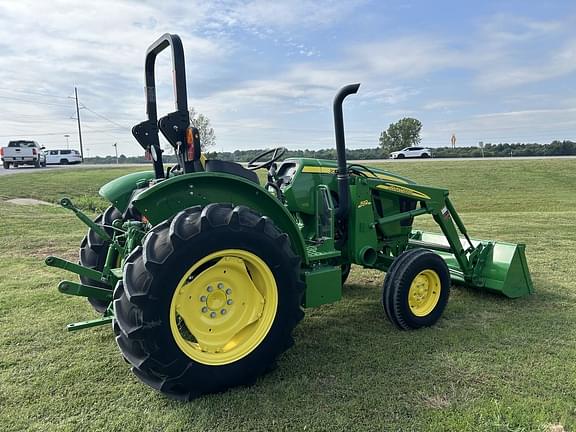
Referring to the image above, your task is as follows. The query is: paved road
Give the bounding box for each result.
[0,163,148,177]
[1,156,574,177]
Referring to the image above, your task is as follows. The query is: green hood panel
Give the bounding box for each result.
[99,171,155,212]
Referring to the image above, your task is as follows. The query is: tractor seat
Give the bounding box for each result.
[204,159,259,184]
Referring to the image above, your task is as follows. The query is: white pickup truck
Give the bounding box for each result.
[1,140,47,169]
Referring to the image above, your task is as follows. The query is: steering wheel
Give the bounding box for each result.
[247,147,287,171]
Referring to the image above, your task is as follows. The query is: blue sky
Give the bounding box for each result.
[0,0,574,156]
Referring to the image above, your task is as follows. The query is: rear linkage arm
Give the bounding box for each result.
[45,198,130,331]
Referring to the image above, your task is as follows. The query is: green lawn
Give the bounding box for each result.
[0,160,575,432]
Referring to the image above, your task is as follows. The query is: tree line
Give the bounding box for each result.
[84,140,576,165]
[83,112,575,163]
[432,141,576,158]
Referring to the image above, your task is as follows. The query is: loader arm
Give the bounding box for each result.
[365,178,533,298]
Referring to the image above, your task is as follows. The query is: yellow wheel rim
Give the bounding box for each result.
[169,249,278,366]
[408,269,441,317]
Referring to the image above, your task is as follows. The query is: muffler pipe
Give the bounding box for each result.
[333,83,360,244]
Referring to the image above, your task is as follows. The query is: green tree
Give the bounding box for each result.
[379,117,422,155]
[189,107,216,151]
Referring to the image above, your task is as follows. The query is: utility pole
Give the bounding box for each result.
[113,142,118,164]
[74,86,84,162]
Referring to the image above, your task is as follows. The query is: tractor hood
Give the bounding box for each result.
[292,158,415,184]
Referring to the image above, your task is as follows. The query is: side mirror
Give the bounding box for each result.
[40,146,46,150]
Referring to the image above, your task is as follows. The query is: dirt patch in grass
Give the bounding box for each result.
[422,393,451,409]
[5,198,54,206]
[27,244,77,262]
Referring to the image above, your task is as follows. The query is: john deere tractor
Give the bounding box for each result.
[46,34,533,400]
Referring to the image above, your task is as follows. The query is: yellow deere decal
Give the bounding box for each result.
[301,166,408,183]
[301,166,337,174]
[376,183,431,200]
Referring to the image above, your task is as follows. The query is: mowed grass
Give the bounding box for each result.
[0,159,575,432]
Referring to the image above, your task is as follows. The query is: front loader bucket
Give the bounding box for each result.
[414,232,533,298]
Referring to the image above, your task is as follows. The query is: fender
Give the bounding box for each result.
[131,172,309,263]
[99,171,156,212]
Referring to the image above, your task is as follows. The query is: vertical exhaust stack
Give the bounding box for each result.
[333,83,361,242]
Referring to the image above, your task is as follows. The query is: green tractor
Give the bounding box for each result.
[47,34,533,400]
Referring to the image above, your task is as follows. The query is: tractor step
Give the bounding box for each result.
[306,244,340,261]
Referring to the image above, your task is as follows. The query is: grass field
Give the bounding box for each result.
[0,159,575,431]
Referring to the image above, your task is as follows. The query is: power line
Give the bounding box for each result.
[80,104,131,130]
[0,94,72,108]
[0,87,70,100]
[82,122,124,140]
[0,131,75,138]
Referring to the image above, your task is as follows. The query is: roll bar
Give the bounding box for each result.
[144,33,188,118]
[132,33,191,179]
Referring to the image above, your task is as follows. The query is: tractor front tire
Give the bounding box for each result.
[2,162,9,169]
[79,206,122,313]
[382,249,450,330]
[114,203,304,400]
[341,262,351,285]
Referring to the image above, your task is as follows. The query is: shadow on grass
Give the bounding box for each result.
[157,276,576,430]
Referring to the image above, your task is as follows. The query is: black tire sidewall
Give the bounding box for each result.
[133,222,300,392]
[394,252,450,328]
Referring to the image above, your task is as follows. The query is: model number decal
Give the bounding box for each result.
[357,200,371,208]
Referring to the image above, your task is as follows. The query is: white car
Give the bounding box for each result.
[44,149,82,165]
[389,146,432,159]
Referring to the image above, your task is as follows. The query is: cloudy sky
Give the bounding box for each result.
[0,0,575,156]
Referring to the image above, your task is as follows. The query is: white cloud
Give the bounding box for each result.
[422,107,576,146]
[0,3,574,154]
[422,100,470,111]
[222,0,365,30]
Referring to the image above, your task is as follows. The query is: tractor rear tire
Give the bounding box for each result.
[382,249,450,330]
[79,206,122,313]
[114,203,304,400]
